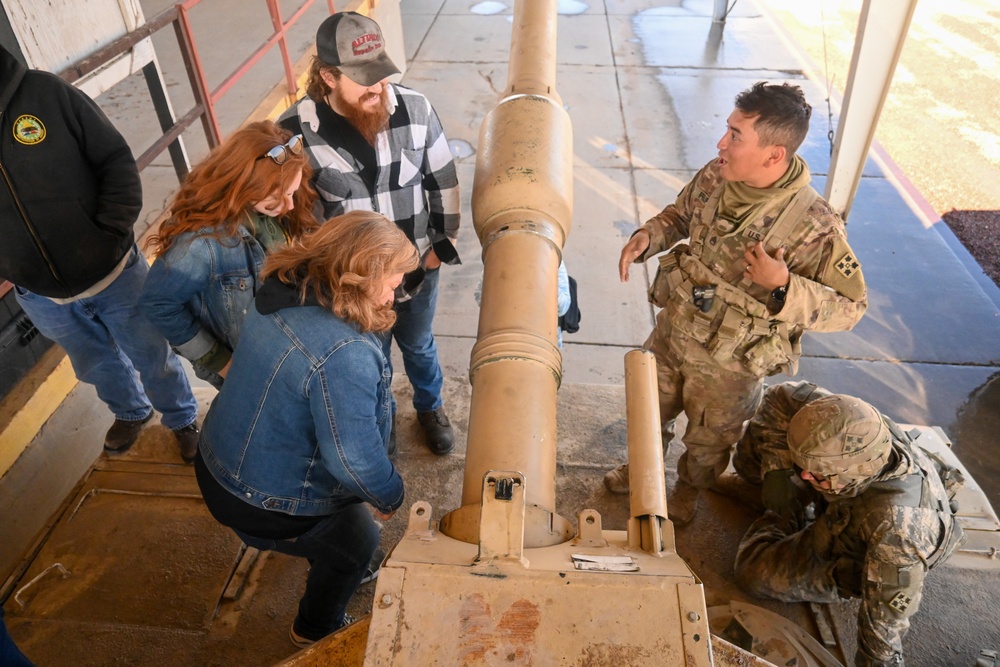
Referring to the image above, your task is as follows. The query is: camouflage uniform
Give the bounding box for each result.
[637,158,867,488]
[733,382,964,667]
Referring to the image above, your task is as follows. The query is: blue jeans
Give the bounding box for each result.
[233,503,380,639]
[0,607,33,667]
[382,267,444,413]
[15,247,198,431]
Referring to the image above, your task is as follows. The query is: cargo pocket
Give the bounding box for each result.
[742,331,790,377]
[666,281,714,345]
[648,252,682,308]
[708,306,750,362]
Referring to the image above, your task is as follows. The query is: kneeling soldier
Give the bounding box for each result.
[733,381,965,667]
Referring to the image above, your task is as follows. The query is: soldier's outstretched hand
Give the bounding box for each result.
[744,242,790,290]
[619,229,650,283]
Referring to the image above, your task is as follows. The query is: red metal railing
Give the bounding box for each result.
[175,0,337,146]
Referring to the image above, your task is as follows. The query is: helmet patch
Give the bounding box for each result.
[845,433,866,452]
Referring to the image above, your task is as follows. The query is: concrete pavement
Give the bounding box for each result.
[2,0,999,665]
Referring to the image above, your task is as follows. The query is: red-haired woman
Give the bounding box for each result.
[141,121,317,393]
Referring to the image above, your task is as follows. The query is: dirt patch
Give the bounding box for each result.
[942,210,1000,287]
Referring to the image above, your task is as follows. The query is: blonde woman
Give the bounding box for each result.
[194,211,418,648]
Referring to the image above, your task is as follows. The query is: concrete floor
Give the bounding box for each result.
[2,0,999,665]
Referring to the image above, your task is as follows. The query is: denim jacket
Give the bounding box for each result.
[199,279,404,516]
[140,224,264,382]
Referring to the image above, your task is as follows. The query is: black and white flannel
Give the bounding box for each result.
[279,84,461,299]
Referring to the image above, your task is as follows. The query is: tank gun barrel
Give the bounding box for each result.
[440,0,575,547]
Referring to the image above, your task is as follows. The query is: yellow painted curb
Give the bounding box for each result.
[0,355,78,476]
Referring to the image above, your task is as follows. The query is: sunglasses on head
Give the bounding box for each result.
[257,134,304,165]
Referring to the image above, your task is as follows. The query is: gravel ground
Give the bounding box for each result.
[759,0,1000,287]
[944,210,1000,285]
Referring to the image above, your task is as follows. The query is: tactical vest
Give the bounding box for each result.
[648,182,818,377]
[844,423,965,571]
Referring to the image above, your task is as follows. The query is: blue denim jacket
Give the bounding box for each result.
[140,224,264,381]
[199,280,404,516]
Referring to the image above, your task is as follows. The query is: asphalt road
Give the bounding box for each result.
[759,0,1000,285]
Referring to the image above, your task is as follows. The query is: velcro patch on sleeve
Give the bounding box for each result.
[835,252,861,279]
[888,591,913,614]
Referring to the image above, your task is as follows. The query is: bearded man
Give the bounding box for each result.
[280,12,461,456]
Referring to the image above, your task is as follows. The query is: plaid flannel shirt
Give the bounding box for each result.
[279,84,461,299]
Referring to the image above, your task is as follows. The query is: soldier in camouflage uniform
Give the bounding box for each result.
[733,381,965,667]
[605,82,868,525]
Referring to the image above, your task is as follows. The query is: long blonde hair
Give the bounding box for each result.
[262,211,419,332]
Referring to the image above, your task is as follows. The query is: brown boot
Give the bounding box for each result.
[668,480,700,527]
[173,423,200,463]
[104,413,152,453]
[603,463,630,494]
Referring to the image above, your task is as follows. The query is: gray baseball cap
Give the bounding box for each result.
[316,12,400,87]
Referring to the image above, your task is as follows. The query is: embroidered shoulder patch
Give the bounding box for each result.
[13,115,46,145]
[888,591,912,614]
[835,252,860,278]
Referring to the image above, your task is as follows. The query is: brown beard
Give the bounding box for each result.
[330,86,390,145]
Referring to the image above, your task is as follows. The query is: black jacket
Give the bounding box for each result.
[0,45,142,298]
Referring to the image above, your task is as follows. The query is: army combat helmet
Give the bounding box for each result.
[787,394,892,496]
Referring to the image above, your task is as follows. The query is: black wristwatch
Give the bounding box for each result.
[771,283,789,303]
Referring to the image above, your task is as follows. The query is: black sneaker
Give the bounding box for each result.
[104,413,152,453]
[417,406,454,455]
[288,623,314,650]
[288,613,359,649]
[173,423,200,463]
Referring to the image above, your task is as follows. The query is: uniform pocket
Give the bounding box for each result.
[742,333,789,377]
[220,274,254,342]
[399,148,424,187]
[648,253,682,308]
[315,169,352,203]
[708,306,751,361]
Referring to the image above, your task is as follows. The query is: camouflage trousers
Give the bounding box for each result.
[645,309,764,488]
[734,511,910,667]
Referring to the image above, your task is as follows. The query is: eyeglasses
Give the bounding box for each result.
[257,134,303,165]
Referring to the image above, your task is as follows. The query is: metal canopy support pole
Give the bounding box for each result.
[825,0,918,220]
[713,0,728,23]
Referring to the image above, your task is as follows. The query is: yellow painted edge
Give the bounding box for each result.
[0,355,78,476]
